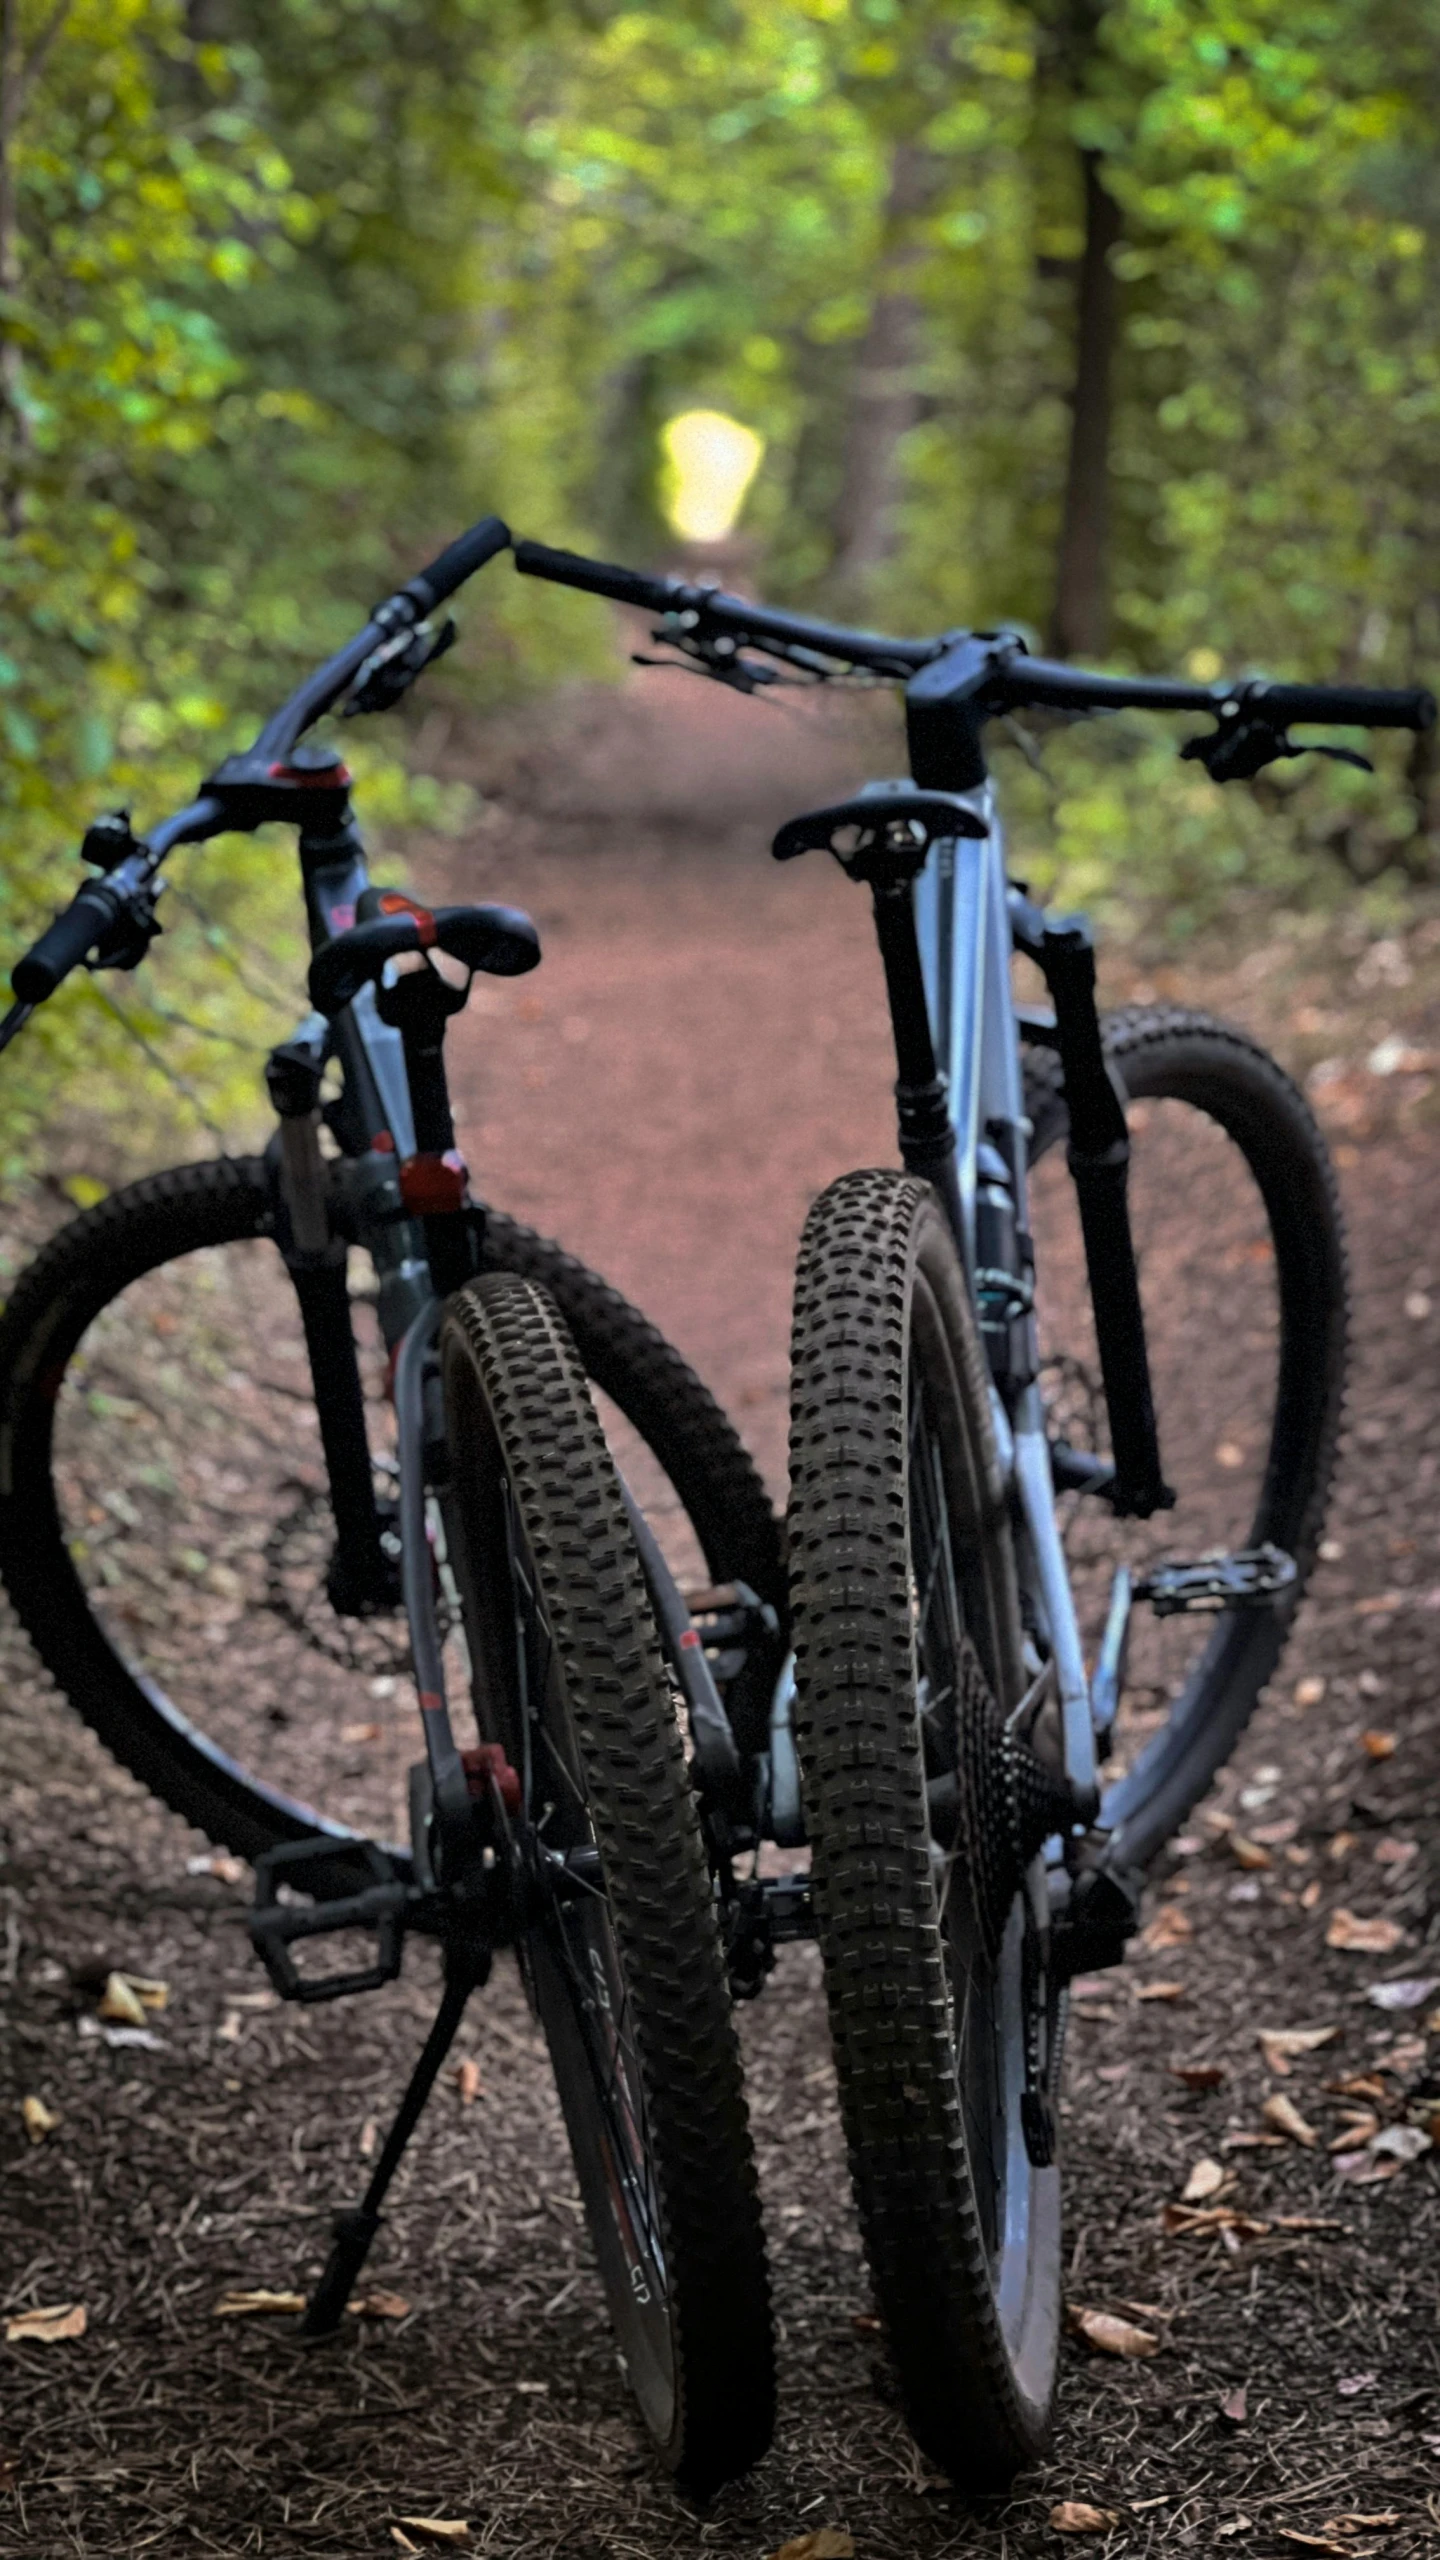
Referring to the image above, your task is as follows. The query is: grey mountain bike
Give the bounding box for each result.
[0,518,777,2493]
[513,532,1434,2485]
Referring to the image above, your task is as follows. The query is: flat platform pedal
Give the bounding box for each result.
[1135,1543,1296,1618]
[249,1840,407,2003]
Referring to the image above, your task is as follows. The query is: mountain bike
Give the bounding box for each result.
[0,517,778,2494]
[513,533,1436,2485]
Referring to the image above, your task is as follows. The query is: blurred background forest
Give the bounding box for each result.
[2,0,1439,1162]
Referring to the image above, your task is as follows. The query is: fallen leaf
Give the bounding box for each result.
[850,2312,883,2334]
[1229,1833,1272,1871]
[391,2535,419,2556]
[1253,1816,1300,1846]
[767,2535,856,2560]
[1323,2516,1402,2532]
[1275,2535,1356,2556]
[77,2016,165,2052]
[1294,1675,1327,1707]
[1262,2092,1318,2147]
[1327,2073,1388,2102]
[1271,2215,1346,2231]
[1326,1909,1404,1954]
[4,2302,86,2343]
[20,2095,57,2144]
[1139,1905,1192,1951]
[1336,2370,1377,2394]
[351,2291,411,2321]
[211,2289,306,2318]
[1366,1976,1438,2012]
[1359,1729,1397,1761]
[1371,2122,1430,2163]
[97,1971,146,2026]
[1170,2061,1227,2090]
[1354,1591,1402,1616]
[1161,2204,1270,2239]
[1220,2131,1286,2152]
[1328,2115,1380,2151]
[1181,2157,1227,2202]
[1300,1880,1323,1910]
[1048,2507,1120,2537]
[396,2524,470,2547]
[1067,2305,1161,2358]
[452,2059,482,2105]
[1379,2034,1425,2072]
[1328,1832,1357,1862]
[1259,2025,1338,2076]
[1373,1836,1418,1870]
[186,1852,246,1884]
[1219,2383,1247,2424]
[1132,1980,1186,2002]
[341,1721,383,1744]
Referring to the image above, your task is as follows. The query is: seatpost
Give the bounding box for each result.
[373,961,478,1299]
[870,882,966,1250]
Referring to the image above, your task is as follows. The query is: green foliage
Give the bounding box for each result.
[2,0,1439,1170]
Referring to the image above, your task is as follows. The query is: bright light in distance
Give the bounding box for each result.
[661,409,764,542]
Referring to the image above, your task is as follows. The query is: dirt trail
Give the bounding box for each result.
[2,671,1440,2557]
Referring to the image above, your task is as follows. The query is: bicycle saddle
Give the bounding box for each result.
[772,781,987,884]
[309,890,540,1018]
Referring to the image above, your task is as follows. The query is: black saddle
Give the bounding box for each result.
[309,889,540,1019]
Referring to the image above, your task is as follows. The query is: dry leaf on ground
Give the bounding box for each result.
[1139,1905,1192,1951]
[1181,2157,1227,2202]
[211,2289,306,2318]
[1229,1833,1272,1871]
[1328,2115,1380,2151]
[1170,2060,1226,2090]
[1219,2383,1248,2424]
[186,1852,245,1884]
[1132,1980,1186,2002]
[1358,1729,1397,1760]
[1161,2203,1270,2240]
[1365,1976,1438,2011]
[4,2303,86,2343]
[1263,2092,1319,2147]
[351,2291,410,2321]
[1049,2503,1121,2534]
[1326,1909,1404,1954]
[452,2059,482,2105]
[1323,2515,1401,2531]
[1067,2305,1161,2358]
[20,2095,57,2143]
[97,1971,146,2025]
[1274,2535,1357,2557]
[1294,1675,1326,1707]
[1259,2025,1338,2075]
[341,1720,383,1743]
[395,2523,470,2546]
[767,2532,855,2560]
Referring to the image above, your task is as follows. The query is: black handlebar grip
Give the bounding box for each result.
[513,538,681,615]
[401,515,511,613]
[12,878,120,1003]
[1250,678,1437,731]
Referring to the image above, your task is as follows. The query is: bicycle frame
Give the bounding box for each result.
[912,792,1100,1816]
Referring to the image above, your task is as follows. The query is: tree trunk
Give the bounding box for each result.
[830,136,935,595]
[0,0,71,533]
[1049,148,1122,660]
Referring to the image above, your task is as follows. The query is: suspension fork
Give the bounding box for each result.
[1010,892,1174,1521]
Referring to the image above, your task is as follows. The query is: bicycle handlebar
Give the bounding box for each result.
[7,519,514,1024]
[512,535,1436,733]
[512,538,940,671]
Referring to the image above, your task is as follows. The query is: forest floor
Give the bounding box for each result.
[3,670,1440,2558]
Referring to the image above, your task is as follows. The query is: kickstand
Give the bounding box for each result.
[302,1953,485,2338]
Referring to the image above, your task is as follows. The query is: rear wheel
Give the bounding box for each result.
[1023,1005,1347,1864]
[0,1158,783,1881]
[439,1273,773,2495]
[788,1169,1062,2488]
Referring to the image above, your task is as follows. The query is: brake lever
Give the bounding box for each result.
[339,615,457,717]
[1180,716,1373,784]
[630,647,782,696]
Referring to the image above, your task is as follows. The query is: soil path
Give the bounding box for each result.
[2,672,1439,2557]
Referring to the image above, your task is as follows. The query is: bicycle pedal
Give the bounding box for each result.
[249,1840,407,2003]
[1135,1544,1296,1617]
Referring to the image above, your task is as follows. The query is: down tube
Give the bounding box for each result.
[913,788,1027,1256]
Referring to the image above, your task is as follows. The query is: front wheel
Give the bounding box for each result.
[787,1170,1062,2488]
[439,1273,774,2496]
